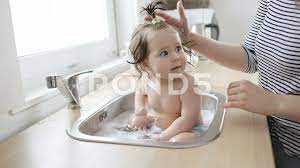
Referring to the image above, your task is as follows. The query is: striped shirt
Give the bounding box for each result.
[243,0,300,156]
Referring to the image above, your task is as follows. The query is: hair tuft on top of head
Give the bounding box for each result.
[141,0,168,19]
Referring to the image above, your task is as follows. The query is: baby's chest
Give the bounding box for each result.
[147,90,181,113]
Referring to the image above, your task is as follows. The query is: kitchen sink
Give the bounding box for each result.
[67,91,226,148]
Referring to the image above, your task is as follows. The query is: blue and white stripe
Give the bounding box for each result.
[244,0,300,156]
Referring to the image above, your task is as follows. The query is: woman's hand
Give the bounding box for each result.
[145,1,191,40]
[224,80,280,116]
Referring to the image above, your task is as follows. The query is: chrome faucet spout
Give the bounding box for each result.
[46,70,93,109]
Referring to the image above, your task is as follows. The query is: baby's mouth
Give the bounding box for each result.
[170,65,182,71]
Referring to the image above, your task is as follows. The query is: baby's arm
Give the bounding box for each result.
[158,77,202,141]
[129,82,152,130]
[134,87,148,116]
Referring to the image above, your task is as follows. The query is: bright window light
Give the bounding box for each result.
[9,0,109,56]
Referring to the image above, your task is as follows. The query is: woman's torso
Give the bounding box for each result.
[255,0,300,94]
[245,0,300,156]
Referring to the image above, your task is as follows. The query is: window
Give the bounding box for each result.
[10,0,110,56]
[9,0,118,98]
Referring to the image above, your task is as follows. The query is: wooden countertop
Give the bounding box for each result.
[0,60,275,168]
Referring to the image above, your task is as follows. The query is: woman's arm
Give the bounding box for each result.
[225,80,300,122]
[188,32,248,71]
[155,1,248,71]
[276,94,300,122]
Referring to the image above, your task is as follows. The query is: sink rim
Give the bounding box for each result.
[67,91,227,149]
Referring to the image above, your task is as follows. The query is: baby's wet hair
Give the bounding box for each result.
[128,0,195,78]
[141,0,168,19]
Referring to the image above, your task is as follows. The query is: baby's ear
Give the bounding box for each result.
[142,59,150,69]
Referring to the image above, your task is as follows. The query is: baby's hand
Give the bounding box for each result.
[129,115,153,130]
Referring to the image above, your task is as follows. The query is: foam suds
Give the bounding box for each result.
[94,109,214,140]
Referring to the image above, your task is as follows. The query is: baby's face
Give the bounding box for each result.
[145,27,187,79]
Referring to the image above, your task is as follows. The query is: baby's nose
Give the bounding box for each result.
[171,54,181,62]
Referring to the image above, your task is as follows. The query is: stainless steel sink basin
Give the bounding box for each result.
[67,91,226,148]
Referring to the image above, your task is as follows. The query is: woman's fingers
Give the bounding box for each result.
[144,15,152,22]
[227,95,240,101]
[226,81,246,109]
[228,81,241,89]
[143,1,189,34]
[228,93,247,100]
[177,0,187,23]
[224,101,245,108]
[227,87,241,95]
[155,10,181,27]
[144,13,166,22]
[177,0,190,35]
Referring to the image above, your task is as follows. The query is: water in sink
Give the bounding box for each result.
[94,109,214,140]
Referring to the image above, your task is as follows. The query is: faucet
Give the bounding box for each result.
[46,70,93,109]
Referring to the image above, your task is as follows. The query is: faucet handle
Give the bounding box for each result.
[45,70,93,109]
[67,70,93,80]
[46,75,58,88]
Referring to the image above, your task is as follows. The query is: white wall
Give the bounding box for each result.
[210,0,259,43]
[0,0,26,140]
[115,0,138,51]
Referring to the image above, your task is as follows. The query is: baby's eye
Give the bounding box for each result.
[175,46,182,53]
[160,50,169,57]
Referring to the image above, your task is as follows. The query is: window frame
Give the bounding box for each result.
[10,0,119,98]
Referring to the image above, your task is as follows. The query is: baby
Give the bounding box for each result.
[127,1,203,142]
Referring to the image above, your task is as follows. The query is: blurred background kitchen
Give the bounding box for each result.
[0,0,258,141]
